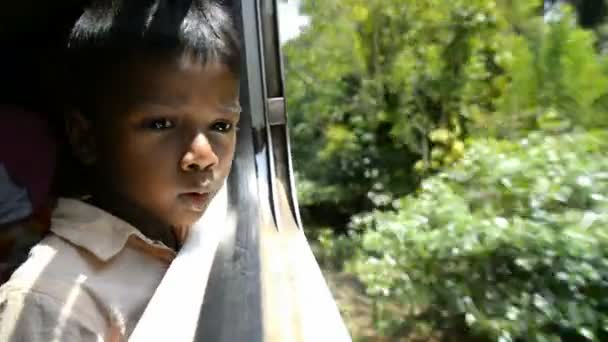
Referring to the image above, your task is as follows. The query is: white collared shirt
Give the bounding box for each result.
[0,198,176,341]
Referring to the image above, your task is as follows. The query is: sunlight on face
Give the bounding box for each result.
[90,56,240,243]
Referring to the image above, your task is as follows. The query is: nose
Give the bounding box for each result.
[180,133,219,172]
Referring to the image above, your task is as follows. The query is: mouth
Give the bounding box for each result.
[179,192,211,212]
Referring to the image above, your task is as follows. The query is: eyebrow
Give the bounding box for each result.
[131,99,242,116]
[218,103,242,117]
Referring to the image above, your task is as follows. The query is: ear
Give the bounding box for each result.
[65,111,97,165]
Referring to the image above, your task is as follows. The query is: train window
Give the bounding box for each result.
[284,0,608,341]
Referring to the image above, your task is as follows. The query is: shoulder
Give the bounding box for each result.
[0,236,110,335]
[1,231,165,340]
[0,279,107,341]
[9,234,104,286]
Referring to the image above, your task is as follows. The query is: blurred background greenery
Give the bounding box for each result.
[281,0,608,341]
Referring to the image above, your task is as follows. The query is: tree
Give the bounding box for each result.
[284,0,608,225]
[546,0,608,28]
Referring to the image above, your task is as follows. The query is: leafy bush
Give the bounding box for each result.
[309,228,361,271]
[350,131,608,341]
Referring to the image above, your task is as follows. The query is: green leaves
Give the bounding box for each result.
[350,131,608,341]
[288,1,608,339]
[496,5,608,136]
[286,0,608,217]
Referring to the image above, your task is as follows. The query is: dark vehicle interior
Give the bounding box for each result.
[0,1,350,341]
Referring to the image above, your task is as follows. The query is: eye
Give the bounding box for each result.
[211,121,234,133]
[144,118,175,130]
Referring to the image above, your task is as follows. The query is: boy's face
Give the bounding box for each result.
[71,56,240,244]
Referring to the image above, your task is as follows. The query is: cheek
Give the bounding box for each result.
[101,132,180,189]
[216,137,237,177]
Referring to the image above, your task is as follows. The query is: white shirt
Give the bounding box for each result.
[0,198,176,341]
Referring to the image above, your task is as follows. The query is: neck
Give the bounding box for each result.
[86,188,179,251]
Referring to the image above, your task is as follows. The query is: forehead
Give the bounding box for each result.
[94,53,240,116]
[125,55,239,101]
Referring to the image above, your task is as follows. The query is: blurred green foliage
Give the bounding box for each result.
[309,228,360,271]
[350,131,608,341]
[283,0,608,340]
[284,0,608,217]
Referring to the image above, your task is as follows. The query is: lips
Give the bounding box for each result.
[180,192,211,212]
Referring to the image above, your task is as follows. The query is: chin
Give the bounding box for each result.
[172,217,197,229]
[174,211,203,228]
[171,220,196,244]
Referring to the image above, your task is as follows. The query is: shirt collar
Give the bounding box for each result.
[51,198,176,262]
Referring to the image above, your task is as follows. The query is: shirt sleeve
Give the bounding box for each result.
[0,287,106,342]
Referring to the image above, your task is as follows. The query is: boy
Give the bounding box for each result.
[0,0,241,341]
